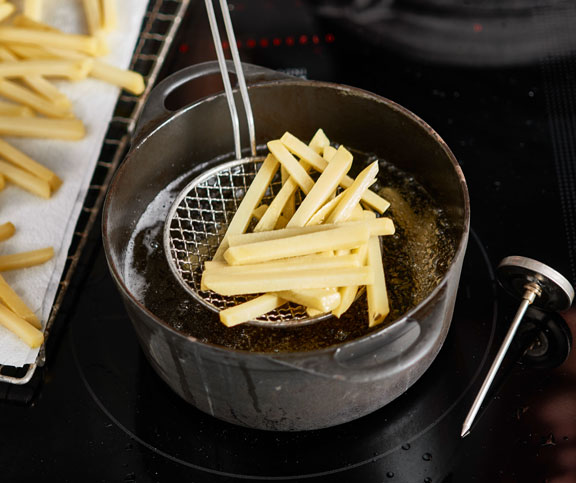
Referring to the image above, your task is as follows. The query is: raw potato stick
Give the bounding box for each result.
[326,161,379,223]
[204,266,374,296]
[0,274,40,328]
[267,140,314,194]
[0,303,43,348]
[323,145,337,161]
[0,159,51,198]
[0,138,62,191]
[253,177,298,232]
[308,128,330,154]
[333,235,371,317]
[280,132,390,213]
[277,288,341,312]
[255,134,322,231]
[0,247,54,271]
[366,235,389,326]
[287,145,353,227]
[252,204,268,220]
[228,217,395,247]
[0,173,4,190]
[204,253,360,275]
[0,221,14,241]
[212,154,280,260]
[224,225,371,265]
[306,191,345,226]
[219,293,286,327]
[0,115,85,140]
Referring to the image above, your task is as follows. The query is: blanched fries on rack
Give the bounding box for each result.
[202,129,394,328]
[0,0,142,348]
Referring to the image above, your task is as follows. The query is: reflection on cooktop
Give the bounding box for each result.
[71,230,497,482]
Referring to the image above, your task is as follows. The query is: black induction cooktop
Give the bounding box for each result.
[2,1,576,482]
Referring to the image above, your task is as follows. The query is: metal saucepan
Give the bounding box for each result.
[102,61,470,431]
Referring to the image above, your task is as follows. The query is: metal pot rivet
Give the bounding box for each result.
[461,256,574,437]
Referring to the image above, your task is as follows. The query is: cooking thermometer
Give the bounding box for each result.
[461,255,574,437]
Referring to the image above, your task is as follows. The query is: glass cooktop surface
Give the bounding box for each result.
[1,1,576,482]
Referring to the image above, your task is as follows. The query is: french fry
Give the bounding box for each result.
[0,2,15,23]
[306,307,324,317]
[0,78,72,118]
[0,100,33,117]
[100,0,117,32]
[204,266,374,296]
[0,302,43,348]
[219,293,286,327]
[286,145,353,227]
[6,44,57,60]
[11,14,55,32]
[212,154,279,260]
[0,274,40,328]
[366,235,389,327]
[0,59,93,80]
[253,177,298,232]
[0,221,14,241]
[308,128,330,154]
[306,191,345,226]
[82,0,102,36]
[332,213,375,317]
[224,224,371,265]
[204,253,360,275]
[323,144,337,161]
[277,288,341,312]
[0,115,85,139]
[255,133,324,231]
[19,75,72,108]
[280,165,295,219]
[228,217,395,247]
[326,161,378,224]
[0,47,73,108]
[8,43,146,96]
[267,140,314,194]
[0,138,62,191]
[90,60,145,95]
[280,132,390,213]
[0,159,51,198]
[23,0,43,21]
[0,246,54,271]
[0,27,102,56]
[252,204,268,220]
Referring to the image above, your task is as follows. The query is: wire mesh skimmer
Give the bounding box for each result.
[163,0,330,326]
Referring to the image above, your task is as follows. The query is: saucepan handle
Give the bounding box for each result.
[132,60,293,142]
[270,285,451,383]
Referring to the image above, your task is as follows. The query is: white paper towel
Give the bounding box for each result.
[0,0,150,367]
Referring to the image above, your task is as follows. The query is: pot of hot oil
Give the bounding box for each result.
[102,62,470,431]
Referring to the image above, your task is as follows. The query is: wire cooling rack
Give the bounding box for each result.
[0,0,190,385]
